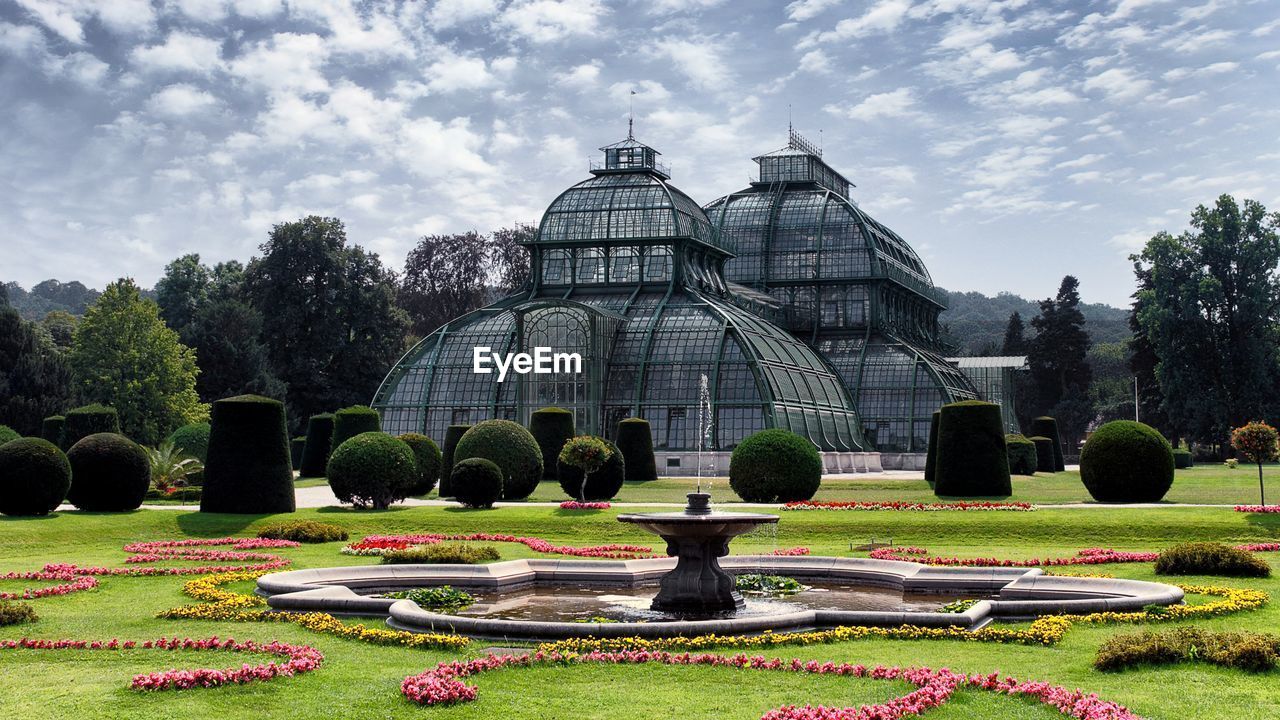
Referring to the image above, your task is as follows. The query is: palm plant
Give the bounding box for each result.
[145,441,204,495]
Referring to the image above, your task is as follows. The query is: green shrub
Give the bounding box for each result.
[1030,436,1056,473]
[1028,416,1065,471]
[454,419,543,500]
[439,424,471,497]
[923,410,941,487]
[1095,627,1279,672]
[290,437,305,469]
[1005,433,1037,476]
[558,437,625,501]
[329,406,381,461]
[144,440,204,495]
[933,401,1011,497]
[734,574,805,596]
[327,432,417,510]
[396,433,442,496]
[63,404,120,449]
[381,542,500,564]
[0,437,71,516]
[529,407,575,482]
[0,425,20,446]
[0,600,38,626]
[40,416,64,447]
[616,418,657,482]
[66,433,151,511]
[450,457,503,508]
[200,395,295,514]
[729,429,822,502]
[1154,541,1271,578]
[1172,449,1194,469]
[166,422,211,462]
[1079,420,1174,503]
[384,586,474,612]
[257,520,349,543]
[298,413,334,478]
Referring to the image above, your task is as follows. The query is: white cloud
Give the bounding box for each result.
[786,0,841,22]
[1162,61,1238,81]
[798,49,831,74]
[131,32,223,75]
[1056,153,1107,169]
[146,83,219,117]
[609,80,672,104]
[395,117,493,178]
[644,0,726,13]
[800,0,911,46]
[1163,27,1233,52]
[996,114,1067,139]
[555,61,602,88]
[425,52,498,93]
[499,0,606,43]
[650,37,732,92]
[227,32,329,95]
[1082,67,1151,100]
[425,0,500,28]
[824,88,920,121]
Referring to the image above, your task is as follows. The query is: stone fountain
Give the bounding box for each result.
[616,492,777,614]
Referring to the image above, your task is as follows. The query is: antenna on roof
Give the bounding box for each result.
[788,104,792,135]
[628,90,636,140]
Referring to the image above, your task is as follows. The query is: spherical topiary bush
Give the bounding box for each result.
[529,408,575,482]
[166,422,211,462]
[0,437,71,516]
[290,437,306,469]
[397,432,442,496]
[0,425,20,447]
[1030,436,1056,473]
[299,413,334,478]
[1028,416,1065,471]
[66,433,151,511]
[617,418,658,483]
[200,394,295,514]
[924,411,941,487]
[450,457,504,509]
[1005,433,1038,476]
[933,400,1011,497]
[1079,420,1174,503]
[327,432,417,510]
[329,406,381,461]
[62,404,120,449]
[559,438,626,501]
[439,424,471,497]
[40,416,65,447]
[729,429,822,503]
[1172,449,1194,469]
[454,420,543,501]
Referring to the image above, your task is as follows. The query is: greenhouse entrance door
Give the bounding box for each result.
[515,301,621,437]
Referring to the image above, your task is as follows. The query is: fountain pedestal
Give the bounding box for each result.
[617,493,778,614]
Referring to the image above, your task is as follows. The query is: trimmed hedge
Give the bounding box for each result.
[40,416,64,447]
[933,400,1011,497]
[729,429,822,503]
[327,432,417,510]
[617,418,658,483]
[1172,449,1194,469]
[63,404,120,449]
[558,438,626,501]
[0,437,71,516]
[1028,416,1065,471]
[1030,436,1057,473]
[0,600,38,626]
[200,394,295,514]
[290,437,306,469]
[329,406,381,461]
[529,407,575,482]
[454,420,543,501]
[1155,541,1271,578]
[1079,420,1174,503]
[450,457,504,509]
[66,432,151,511]
[923,411,941,487]
[257,519,348,543]
[397,432,442,496]
[439,424,471,498]
[1096,627,1279,672]
[1005,433,1037,476]
[0,425,18,446]
[298,414,334,478]
[381,543,500,564]
[166,422,211,462]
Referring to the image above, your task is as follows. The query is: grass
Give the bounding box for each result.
[3,506,1277,719]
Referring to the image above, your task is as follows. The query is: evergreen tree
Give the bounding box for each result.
[156,253,211,333]
[1128,264,1178,442]
[1027,276,1093,449]
[1000,312,1028,355]
[0,293,73,435]
[68,279,205,444]
[183,298,286,402]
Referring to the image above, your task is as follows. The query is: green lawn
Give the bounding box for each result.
[2,506,1277,719]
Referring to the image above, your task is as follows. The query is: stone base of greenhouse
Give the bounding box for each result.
[652,450,884,476]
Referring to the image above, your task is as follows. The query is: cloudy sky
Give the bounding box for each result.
[1,0,1277,306]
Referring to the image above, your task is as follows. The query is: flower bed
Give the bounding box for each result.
[784,500,1036,512]
[0,636,322,691]
[766,547,811,556]
[341,533,655,560]
[558,501,611,510]
[870,544,1280,568]
[400,650,1139,720]
[1235,505,1280,513]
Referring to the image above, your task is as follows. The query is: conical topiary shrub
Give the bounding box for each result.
[329,406,381,463]
[63,404,120,449]
[924,410,941,487]
[933,400,1011,497]
[1030,436,1056,473]
[290,437,306,469]
[1005,433,1037,476]
[299,413,334,478]
[439,424,471,497]
[66,433,151,511]
[1028,416,1065,471]
[529,407,575,482]
[200,395,295,514]
[41,416,65,447]
[453,419,543,501]
[616,418,658,483]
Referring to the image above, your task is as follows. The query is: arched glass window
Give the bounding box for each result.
[609,246,640,283]
[542,249,570,285]
[644,245,672,282]
[575,247,604,284]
